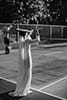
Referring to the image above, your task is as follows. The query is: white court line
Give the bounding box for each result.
[39,91,66,100]
[39,76,67,90]
[0,48,67,56]
[0,77,17,84]
[0,76,66,100]
[44,51,62,56]
[40,49,67,56]
[0,49,18,55]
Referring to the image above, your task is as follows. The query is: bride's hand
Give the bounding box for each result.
[36,33,40,42]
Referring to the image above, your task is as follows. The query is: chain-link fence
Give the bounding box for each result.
[16,24,67,40]
[0,23,67,50]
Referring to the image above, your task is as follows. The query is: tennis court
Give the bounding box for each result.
[0,44,67,99]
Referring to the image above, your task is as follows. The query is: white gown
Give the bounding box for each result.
[14,37,32,96]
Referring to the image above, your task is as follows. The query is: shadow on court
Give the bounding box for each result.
[0,79,61,100]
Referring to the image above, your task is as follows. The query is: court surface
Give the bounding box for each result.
[0,45,67,99]
[0,77,65,100]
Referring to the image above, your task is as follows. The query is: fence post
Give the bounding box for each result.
[17,24,19,43]
[50,25,52,40]
[61,26,63,40]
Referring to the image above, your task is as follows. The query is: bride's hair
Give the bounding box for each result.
[30,29,38,39]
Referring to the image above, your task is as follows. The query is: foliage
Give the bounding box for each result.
[0,0,67,25]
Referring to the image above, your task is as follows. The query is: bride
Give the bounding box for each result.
[9,29,40,97]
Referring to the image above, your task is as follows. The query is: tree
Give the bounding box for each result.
[0,0,18,23]
[49,0,67,25]
[14,0,52,24]
[14,0,47,24]
[0,0,67,25]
